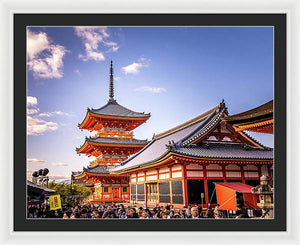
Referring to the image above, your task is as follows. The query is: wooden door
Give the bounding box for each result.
[146,183,158,203]
[112,188,120,199]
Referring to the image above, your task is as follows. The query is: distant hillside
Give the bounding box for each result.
[58,179,72,184]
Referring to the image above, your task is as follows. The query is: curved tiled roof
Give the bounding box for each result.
[87,137,148,145]
[73,165,117,176]
[83,165,111,174]
[89,99,150,118]
[111,104,223,172]
[172,142,273,159]
[181,105,225,146]
[224,100,273,124]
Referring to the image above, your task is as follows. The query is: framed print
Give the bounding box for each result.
[13,13,286,232]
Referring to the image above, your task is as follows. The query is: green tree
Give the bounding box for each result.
[48,182,90,206]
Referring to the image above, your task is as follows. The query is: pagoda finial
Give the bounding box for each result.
[109,60,115,102]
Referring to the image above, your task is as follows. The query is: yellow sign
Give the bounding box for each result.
[201,193,204,199]
[49,194,62,210]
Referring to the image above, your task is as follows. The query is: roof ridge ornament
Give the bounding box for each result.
[165,140,175,150]
[218,99,228,114]
[108,60,116,102]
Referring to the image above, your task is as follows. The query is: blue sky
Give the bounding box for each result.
[26,26,274,181]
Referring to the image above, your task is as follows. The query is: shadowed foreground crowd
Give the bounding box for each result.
[28,203,251,219]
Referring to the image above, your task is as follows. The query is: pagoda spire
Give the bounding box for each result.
[109,60,115,102]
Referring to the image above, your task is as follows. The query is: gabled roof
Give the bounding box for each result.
[111,101,227,172]
[111,100,273,173]
[181,103,226,146]
[88,99,150,119]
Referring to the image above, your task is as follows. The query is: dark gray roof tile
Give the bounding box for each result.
[83,165,111,174]
[87,137,148,145]
[111,112,213,172]
[89,100,150,118]
[172,142,273,159]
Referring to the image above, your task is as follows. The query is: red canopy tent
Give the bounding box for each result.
[215,182,259,210]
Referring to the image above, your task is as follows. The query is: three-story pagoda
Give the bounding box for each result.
[73,61,150,203]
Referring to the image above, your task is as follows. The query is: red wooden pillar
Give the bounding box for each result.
[144,171,147,205]
[169,167,173,204]
[203,165,209,205]
[157,169,160,204]
[222,165,227,182]
[182,164,189,207]
[240,165,245,183]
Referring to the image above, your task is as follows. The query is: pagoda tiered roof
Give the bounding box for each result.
[86,136,147,145]
[110,100,273,173]
[89,99,150,118]
[76,136,148,154]
[79,100,150,131]
[72,165,128,181]
[72,165,112,179]
[83,165,111,174]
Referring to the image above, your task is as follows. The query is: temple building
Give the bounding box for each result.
[110,100,273,209]
[72,61,150,203]
[71,62,273,208]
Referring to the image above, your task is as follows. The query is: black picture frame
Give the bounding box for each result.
[14,13,286,231]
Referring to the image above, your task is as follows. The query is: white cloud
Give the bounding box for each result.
[122,62,144,74]
[122,58,150,74]
[135,86,166,93]
[27,96,39,115]
[51,162,68,167]
[27,158,46,164]
[74,26,119,61]
[27,96,38,107]
[39,110,74,117]
[38,112,53,117]
[27,29,67,79]
[27,31,50,60]
[103,41,119,52]
[27,108,40,115]
[27,116,58,136]
[27,96,59,136]
[27,96,74,136]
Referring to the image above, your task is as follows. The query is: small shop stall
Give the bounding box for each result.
[215,182,259,217]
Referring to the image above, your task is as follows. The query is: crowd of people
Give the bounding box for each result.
[28,202,251,219]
